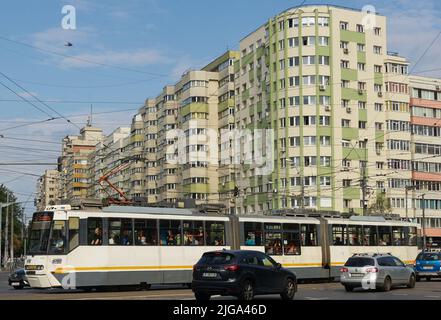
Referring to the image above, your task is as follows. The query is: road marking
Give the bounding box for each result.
[304,297,329,300]
[69,292,193,300]
[425,295,440,299]
[392,293,408,296]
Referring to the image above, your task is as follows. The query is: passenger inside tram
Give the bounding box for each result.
[121,230,131,245]
[334,237,344,245]
[285,241,298,255]
[91,227,102,245]
[137,230,147,245]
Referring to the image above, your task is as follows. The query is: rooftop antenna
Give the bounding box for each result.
[86,104,93,127]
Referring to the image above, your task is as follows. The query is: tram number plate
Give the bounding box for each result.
[423,266,433,270]
[203,272,218,278]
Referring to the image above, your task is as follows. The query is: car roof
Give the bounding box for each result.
[350,253,393,258]
[203,250,264,256]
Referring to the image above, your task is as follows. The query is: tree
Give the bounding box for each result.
[368,191,392,215]
[0,185,26,257]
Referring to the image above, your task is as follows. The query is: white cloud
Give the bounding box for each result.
[31,27,95,51]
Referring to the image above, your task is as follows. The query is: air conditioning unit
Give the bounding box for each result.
[346,107,352,113]
[319,85,326,91]
[378,92,383,97]
[325,105,331,111]
[343,48,349,54]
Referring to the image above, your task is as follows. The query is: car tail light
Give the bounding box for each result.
[366,267,379,273]
[224,265,240,272]
[340,267,348,273]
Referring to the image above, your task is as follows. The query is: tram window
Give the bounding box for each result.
[87,218,103,246]
[283,224,301,255]
[362,226,378,246]
[264,223,282,255]
[109,219,133,246]
[205,221,226,246]
[182,220,204,246]
[301,224,318,246]
[134,219,158,246]
[406,227,417,246]
[378,226,392,246]
[160,220,182,246]
[68,217,80,251]
[331,225,347,245]
[48,221,67,255]
[348,225,363,246]
[244,222,263,246]
[392,226,404,246]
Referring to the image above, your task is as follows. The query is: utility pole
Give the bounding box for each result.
[3,192,9,267]
[10,200,14,261]
[421,194,427,251]
[361,160,368,216]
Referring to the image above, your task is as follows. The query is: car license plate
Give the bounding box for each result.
[423,266,433,270]
[11,282,20,286]
[350,273,364,278]
[202,272,218,278]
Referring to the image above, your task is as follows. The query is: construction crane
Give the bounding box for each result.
[97,155,142,206]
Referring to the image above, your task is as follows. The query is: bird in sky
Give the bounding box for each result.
[65,42,73,47]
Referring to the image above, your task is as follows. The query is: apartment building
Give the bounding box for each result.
[35,170,60,211]
[58,126,103,201]
[87,127,131,200]
[408,76,441,243]
[233,4,415,215]
[118,52,240,210]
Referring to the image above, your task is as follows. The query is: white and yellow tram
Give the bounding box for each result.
[25,206,420,289]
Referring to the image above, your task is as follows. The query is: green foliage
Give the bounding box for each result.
[0,184,26,256]
[368,191,392,215]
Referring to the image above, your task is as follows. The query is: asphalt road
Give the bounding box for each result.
[0,272,440,300]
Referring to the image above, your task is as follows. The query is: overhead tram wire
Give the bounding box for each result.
[0,79,55,119]
[0,35,170,78]
[0,71,81,130]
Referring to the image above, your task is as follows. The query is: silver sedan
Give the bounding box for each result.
[340,254,416,292]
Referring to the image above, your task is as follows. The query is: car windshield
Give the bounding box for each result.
[345,257,375,267]
[199,252,236,265]
[418,253,441,261]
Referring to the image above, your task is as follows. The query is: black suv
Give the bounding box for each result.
[192,250,297,301]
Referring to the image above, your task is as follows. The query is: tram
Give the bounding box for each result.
[25,205,420,289]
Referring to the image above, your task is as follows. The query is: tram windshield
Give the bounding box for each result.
[28,212,67,255]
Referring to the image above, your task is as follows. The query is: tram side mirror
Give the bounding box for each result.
[276,263,282,269]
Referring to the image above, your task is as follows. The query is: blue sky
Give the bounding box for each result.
[0,0,440,218]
